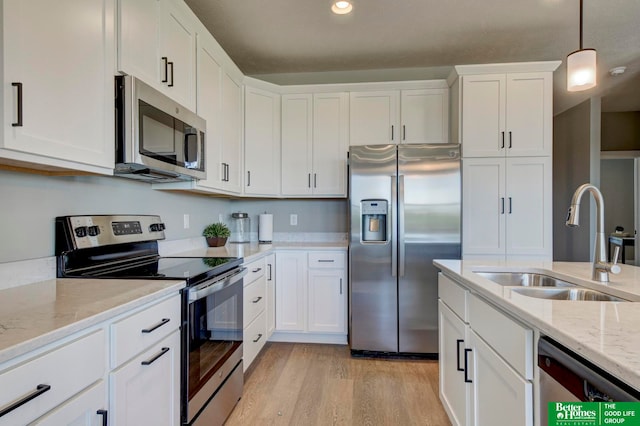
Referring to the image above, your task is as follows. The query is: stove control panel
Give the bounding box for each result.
[56,215,166,250]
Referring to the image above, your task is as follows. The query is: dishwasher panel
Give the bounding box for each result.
[538,336,640,424]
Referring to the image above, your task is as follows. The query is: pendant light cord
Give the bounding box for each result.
[579,0,583,50]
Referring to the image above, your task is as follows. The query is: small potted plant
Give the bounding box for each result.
[203,222,230,247]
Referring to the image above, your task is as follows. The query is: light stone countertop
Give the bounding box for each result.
[170,241,348,264]
[434,259,640,389]
[0,278,185,365]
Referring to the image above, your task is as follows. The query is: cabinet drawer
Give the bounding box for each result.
[110,294,181,368]
[243,311,267,372]
[469,294,533,379]
[308,251,345,268]
[438,273,468,321]
[244,276,266,326]
[244,257,266,285]
[0,330,105,426]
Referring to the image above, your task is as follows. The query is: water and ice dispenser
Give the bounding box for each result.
[361,200,388,242]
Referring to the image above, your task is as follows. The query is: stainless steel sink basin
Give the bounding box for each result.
[511,287,628,302]
[475,272,575,287]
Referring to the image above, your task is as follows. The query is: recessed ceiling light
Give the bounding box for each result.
[332,0,353,15]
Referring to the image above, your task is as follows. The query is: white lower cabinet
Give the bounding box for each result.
[265,254,276,338]
[469,330,533,426]
[110,330,181,426]
[438,273,533,426]
[242,256,268,371]
[31,381,108,426]
[0,292,181,426]
[274,250,347,343]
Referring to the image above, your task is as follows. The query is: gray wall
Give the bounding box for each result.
[229,199,348,234]
[553,99,601,261]
[602,112,640,151]
[0,170,348,263]
[600,158,635,261]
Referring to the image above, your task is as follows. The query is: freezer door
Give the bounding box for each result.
[349,144,398,352]
[398,144,461,354]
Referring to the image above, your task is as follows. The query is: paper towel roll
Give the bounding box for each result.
[258,213,273,243]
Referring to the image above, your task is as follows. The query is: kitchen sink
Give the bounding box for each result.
[475,272,576,287]
[510,287,628,302]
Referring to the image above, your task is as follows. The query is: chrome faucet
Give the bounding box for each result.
[566,183,621,282]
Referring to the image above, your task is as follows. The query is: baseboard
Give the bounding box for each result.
[268,331,347,345]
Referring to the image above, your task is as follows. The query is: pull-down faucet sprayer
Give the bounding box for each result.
[566,183,621,282]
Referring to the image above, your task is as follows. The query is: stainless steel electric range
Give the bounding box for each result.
[55,215,246,426]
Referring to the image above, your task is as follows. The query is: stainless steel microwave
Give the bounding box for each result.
[114,75,206,182]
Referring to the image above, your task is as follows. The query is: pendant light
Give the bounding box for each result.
[332,0,353,15]
[566,0,596,92]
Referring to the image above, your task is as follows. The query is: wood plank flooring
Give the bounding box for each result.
[226,343,451,426]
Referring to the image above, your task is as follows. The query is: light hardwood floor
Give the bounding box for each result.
[226,342,451,426]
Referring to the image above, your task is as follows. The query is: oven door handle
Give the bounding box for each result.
[187,268,247,303]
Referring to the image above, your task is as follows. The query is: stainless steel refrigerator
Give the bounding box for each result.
[349,144,461,355]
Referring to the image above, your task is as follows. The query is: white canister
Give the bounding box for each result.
[258,213,273,243]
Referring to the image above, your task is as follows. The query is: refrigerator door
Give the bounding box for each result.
[349,144,398,352]
[398,144,461,354]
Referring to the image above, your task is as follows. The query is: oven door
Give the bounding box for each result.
[183,268,246,424]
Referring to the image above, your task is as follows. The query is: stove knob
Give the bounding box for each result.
[87,225,101,237]
[74,226,88,238]
[150,223,166,232]
[159,223,166,231]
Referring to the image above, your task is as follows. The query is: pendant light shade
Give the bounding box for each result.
[567,48,596,91]
[566,0,596,92]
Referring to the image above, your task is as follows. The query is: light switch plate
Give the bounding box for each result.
[290,214,298,226]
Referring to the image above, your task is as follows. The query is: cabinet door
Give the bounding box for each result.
[307,268,346,333]
[221,72,243,193]
[505,157,552,259]
[118,0,161,91]
[244,86,281,196]
[194,32,224,190]
[349,91,400,145]
[438,301,469,426]
[400,89,449,144]
[160,0,196,110]
[313,93,349,196]
[265,254,276,338]
[506,73,552,157]
[462,158,506,258]
[461,74,506,157]
[110,330,180,426]
[275,252,306,331]
[31,381,107,426]
[469,331,533,426]
[281,94,313,196]
[2,0,115,171]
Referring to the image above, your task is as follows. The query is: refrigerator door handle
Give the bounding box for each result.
[391,175,397,277]
[399,174,405,277]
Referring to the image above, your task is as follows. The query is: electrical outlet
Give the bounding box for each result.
[218,213,223,223]
[183,214,190,229]
[290,214,298,226]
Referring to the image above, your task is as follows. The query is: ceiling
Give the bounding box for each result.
[184,0,640,115]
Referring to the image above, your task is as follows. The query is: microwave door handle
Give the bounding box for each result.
[132,168,181,179]
[184,132,198,165]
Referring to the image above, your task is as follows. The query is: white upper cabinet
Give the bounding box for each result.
[350,91,400,145]
[400,89,449,144]
[312,93,349,196]
[281,94,313,195]
[462,157,552,260]
[281,92,348,197]
[350,86,449,146]
[118,0,196,110]
[244,84,281,196]
[221,72,243,194]
[459,65,556,158]
[194,31,224,191]
[1,0,115,174]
